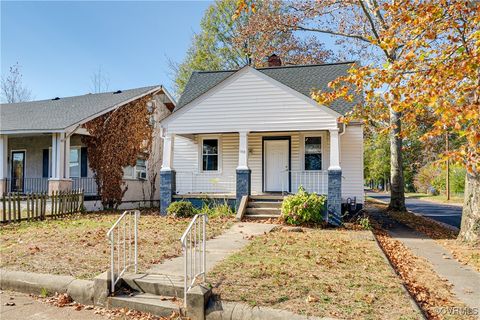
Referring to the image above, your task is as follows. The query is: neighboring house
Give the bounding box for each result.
[159,60,364,224]
[0,85,175,207]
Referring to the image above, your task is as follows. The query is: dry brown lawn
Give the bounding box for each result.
[209,227,421,320]
[0,211,233,279]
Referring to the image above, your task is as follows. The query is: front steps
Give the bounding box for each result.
[107,272,183,317]
[243,195,284,220]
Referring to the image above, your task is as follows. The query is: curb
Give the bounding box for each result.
[368,230,427,320]
[206,299,334,320]
[0,269,94,305]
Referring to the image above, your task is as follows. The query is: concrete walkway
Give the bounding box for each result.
[370,209,480,310]
[147,222,276,276]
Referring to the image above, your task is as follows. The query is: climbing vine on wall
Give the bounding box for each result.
[82,95,155,208]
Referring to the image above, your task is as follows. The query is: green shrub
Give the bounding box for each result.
[199,201,234,218]
[414,163,466,194]
[281,187,326,225]
[166,201,196,218]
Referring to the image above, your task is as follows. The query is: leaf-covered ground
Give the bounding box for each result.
[367,203,477,320]
[209,227,421,319]
[373,202,480,272]
[0,211,233,279]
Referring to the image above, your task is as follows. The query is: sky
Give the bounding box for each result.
[1,1,212,101]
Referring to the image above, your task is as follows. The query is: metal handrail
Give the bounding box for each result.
[281,170,328,195]
[180,213,208,306]
[107,210,140,293]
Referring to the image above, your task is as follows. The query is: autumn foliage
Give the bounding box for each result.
[82,95,154,208]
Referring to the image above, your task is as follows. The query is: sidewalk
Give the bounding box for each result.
[369,208,480,310]
[147,222,276,275]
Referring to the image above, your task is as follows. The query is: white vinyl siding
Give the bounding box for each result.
[173,134,238,194]
[164,68,338,134]
[340,125,364,204]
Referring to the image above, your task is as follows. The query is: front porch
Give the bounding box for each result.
[0,133,98,196]
[159,130,343,224]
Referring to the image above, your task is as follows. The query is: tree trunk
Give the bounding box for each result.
[388,108,406,211]
[459,172,480,243]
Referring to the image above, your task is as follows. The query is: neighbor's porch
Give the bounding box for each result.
[160,129,342,223]
[0,133,98,196]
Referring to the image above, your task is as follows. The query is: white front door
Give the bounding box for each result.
[264,139,289,192]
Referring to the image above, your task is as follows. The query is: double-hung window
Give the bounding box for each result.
[304,137,322,171]
[202,139,218,171]
[69,148,81,177]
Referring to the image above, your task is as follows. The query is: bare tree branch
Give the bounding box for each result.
[1,63,33,103]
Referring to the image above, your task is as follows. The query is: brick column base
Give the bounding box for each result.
[327,170,342,226]
[48,179,73,195]
[160,170,175,216]
[236,169,251,210]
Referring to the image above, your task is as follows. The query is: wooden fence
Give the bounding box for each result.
[0,189,84,223]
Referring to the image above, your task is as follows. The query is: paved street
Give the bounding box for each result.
[366,191,463,228]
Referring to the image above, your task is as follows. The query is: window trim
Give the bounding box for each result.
[198,135,222,173]
[301,132,326,172]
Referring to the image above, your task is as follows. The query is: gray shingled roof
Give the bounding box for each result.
[175,62,360,115]
[1,85,162,132]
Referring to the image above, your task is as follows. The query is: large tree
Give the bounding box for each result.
[171,0,330,95]
[1,63,33,103]
[313,1,479,242]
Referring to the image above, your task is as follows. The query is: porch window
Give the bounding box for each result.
[202,139,218,171]
[304,137,322,170]
[69,148,80,177]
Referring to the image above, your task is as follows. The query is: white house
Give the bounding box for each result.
[159,59,364,224]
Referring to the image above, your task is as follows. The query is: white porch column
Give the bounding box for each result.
[236,131,251,209]
[160,132,175,215]
[161,133,174,171]
[237,131,249,170]
[64,135,70,179]
[327,128,342,226]
[51,133,66,179]
[328,128,341,170]
[0,135,8,194]
[49,133,72,194]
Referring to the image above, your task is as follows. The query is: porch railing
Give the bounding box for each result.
[175,171,235,194]
[106,210,140,293]
[282,170,328,195]
[72,177,98,196]
[180,213,207,307]
[5,178,49,194]
[4,178,98,196]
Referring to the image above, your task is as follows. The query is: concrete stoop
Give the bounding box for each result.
[103,272,210,320]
